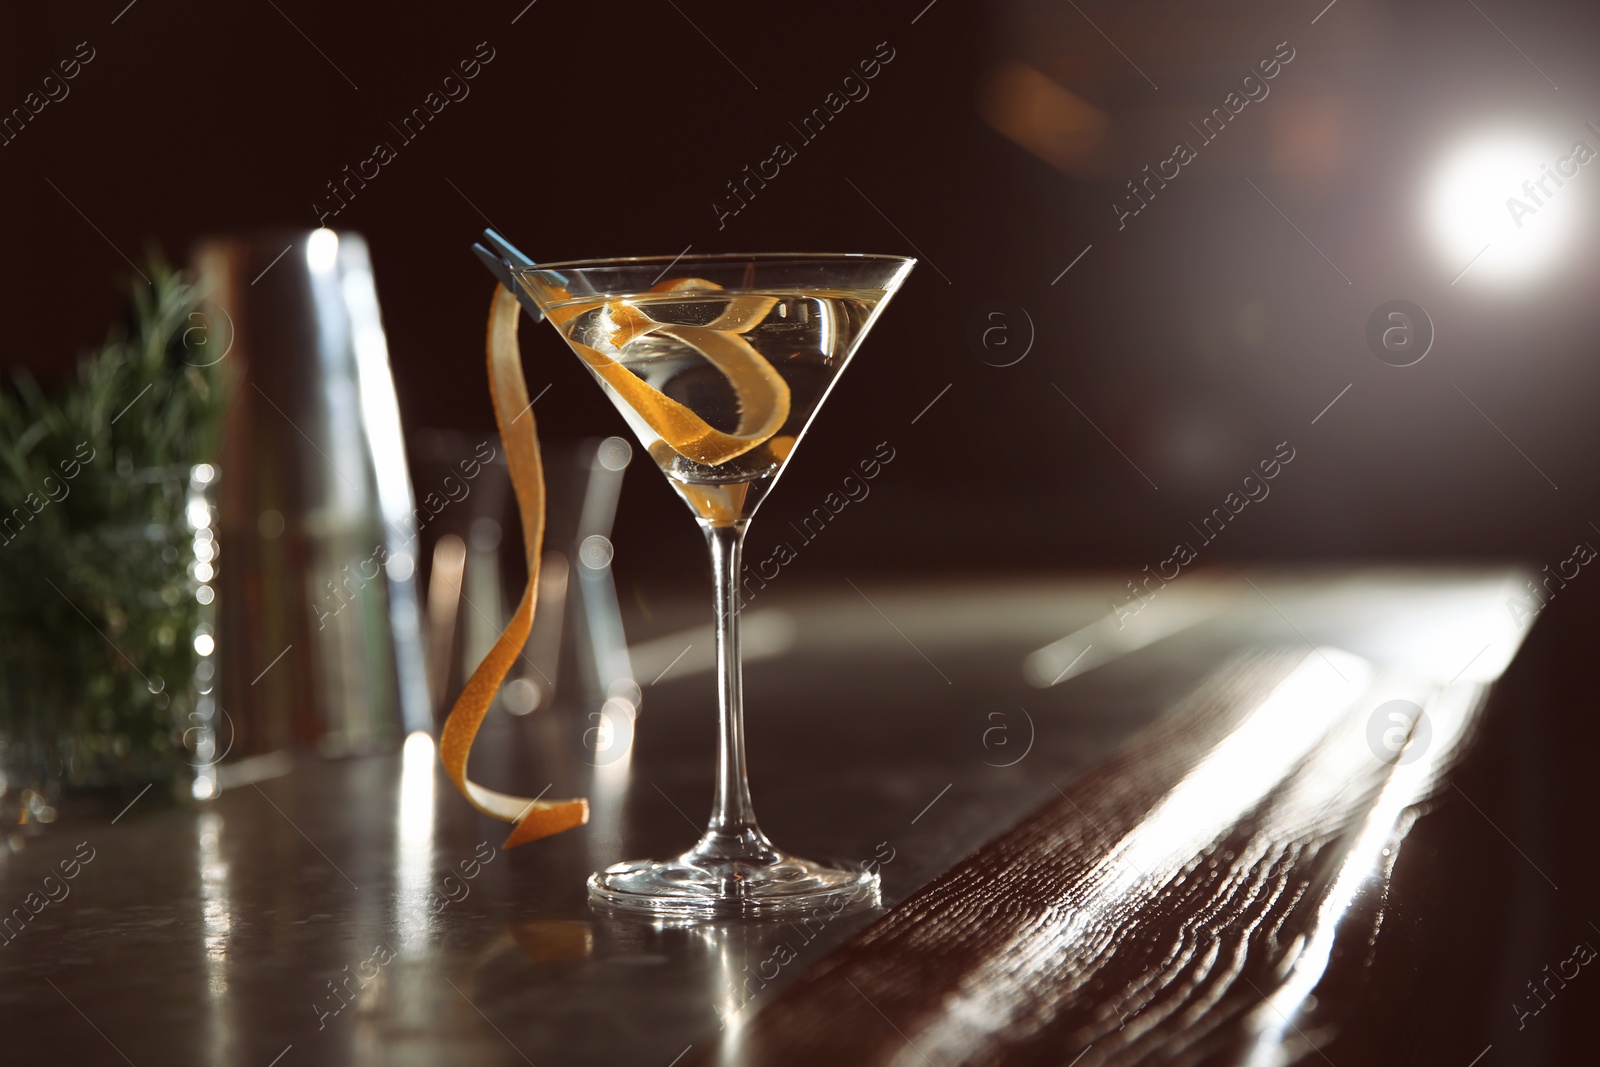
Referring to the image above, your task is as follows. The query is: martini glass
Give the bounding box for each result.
[513,252,914,916]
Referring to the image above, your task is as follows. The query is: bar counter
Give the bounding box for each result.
[5,569,1588,1066]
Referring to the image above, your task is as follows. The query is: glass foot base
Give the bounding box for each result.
[588,848,880,918]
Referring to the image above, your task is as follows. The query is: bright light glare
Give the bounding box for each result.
[1427,133,1584,284]
[398,731,435,848]
[305,228,340,274]
[402,729,435,764]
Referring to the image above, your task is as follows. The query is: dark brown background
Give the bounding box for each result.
[3,0,1598,579]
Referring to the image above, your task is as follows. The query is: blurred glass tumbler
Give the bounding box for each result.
[192,230,429,776]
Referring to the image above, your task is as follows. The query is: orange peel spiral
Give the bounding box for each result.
[439,285,588,847]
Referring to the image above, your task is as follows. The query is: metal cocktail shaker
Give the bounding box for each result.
[191,230,429,790]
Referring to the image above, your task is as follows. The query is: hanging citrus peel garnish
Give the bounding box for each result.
[441,277,793,846]
[439,285,588,847]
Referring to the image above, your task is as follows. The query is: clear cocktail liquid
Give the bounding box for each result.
[550,288,884,522]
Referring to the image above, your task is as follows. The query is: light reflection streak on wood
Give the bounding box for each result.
[1242,680,1483,1065]
[1023,584,1238,688]
[732,646,1504,1067]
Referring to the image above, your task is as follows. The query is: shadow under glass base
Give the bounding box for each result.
[589,832,881,918]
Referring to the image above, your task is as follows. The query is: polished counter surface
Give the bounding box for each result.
[3,571,1580,1066]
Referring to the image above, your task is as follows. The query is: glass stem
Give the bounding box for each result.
[697,520,773,861]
